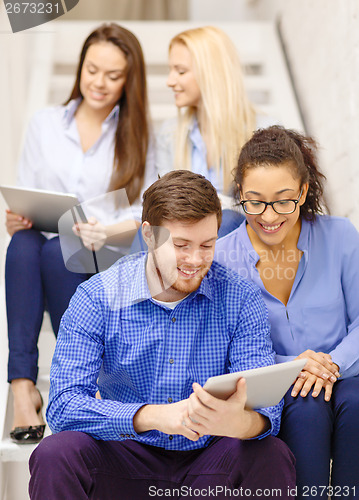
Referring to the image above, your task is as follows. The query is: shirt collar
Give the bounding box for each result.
[128,253,152,304]
[127,252,214,305]
[104,103,120,123]
[238,218,311,264]
[237,222,260,265]
[188,115,197,133]
[188,117,206,155]
[297,217,310,252]
[194,270,214,301]
[62,98,120,129]
[62,98,81,128]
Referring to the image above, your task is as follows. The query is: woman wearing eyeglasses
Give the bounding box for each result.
[215,125,359,499]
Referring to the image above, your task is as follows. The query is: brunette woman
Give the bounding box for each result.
[6,23,155,443]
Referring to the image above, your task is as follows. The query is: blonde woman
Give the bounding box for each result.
[156,26,273,236]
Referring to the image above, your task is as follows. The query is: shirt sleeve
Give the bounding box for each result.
[228,281,283,438]
[46,285,145,441]
[275,354,296,364]
[16,111,43,188]
[329,219,359,378]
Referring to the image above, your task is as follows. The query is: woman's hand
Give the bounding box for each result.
[295,349,340,382]
[291,370,335,401]
[72,216,107,251]
[6,209,32,236]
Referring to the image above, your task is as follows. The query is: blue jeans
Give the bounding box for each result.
[279,376,359,499]
[130,210,245,253]
[6,229,90,383]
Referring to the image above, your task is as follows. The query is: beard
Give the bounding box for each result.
[168,264,211,295]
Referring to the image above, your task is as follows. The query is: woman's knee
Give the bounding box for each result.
[6,229,46,264]
[40,237,63,266]
[282,390,332,424]
[280,393,333,455]
[41,237,76,282]
[334,376,359,419]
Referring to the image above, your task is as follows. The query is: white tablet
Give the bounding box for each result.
[0,185,80,233]
[203,358,307,409]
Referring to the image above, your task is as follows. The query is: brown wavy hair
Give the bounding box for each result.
[142,170,222,229]
[66,23,150,204]
[234,125,328,221]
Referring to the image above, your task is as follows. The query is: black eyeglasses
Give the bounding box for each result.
[240,188,303,215]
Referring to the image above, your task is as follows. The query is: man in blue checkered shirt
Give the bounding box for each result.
[30,171,295,499]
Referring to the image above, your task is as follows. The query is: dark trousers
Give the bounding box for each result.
[6,229,89,383]
[279,376,359,499]
[29,431,295,499]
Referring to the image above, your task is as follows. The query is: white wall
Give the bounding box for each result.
[279,0,359,227]
[189,0,285,22]
[0,7,32,186]
[0,7,33,277]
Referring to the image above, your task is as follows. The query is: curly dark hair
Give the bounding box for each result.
[234,125,328,221]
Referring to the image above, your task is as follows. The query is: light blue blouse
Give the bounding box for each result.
[155,117,222,191]
[215,216,359,379]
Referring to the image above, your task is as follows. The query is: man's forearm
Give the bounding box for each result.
[236,410,271,440]
[133,399,200,441]
[133,404,161,433]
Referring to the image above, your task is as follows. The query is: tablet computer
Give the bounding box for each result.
[203,358,306,409]
[0,185,80,233]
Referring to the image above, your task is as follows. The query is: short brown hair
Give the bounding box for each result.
[142,171,222,229]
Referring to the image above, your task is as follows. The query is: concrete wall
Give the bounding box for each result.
[279,0,359,226]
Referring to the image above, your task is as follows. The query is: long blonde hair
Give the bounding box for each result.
[169,26,256,194]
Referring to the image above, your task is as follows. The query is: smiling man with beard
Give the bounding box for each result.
[29,171,295,500]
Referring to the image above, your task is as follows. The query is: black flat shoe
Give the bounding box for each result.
[10,424,45,444]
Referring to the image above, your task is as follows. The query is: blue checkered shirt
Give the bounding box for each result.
[47,252,282,450]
